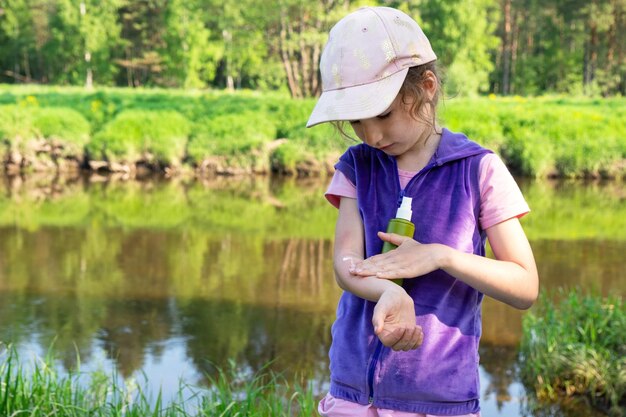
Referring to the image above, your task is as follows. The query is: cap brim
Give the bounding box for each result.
[306,68,409,128]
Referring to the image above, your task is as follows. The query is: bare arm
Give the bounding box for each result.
[333,197,399,301]
[334,197,423,350]
[352,217,539,310]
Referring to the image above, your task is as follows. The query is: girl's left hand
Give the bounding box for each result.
[349,232,447,280]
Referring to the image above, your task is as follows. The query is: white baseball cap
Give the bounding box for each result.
[307,7,437,128]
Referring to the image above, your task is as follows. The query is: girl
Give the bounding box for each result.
[306,6,539,417]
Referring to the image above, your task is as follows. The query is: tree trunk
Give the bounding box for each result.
[23,49,31,82]
[584,22,598,93]
[299,15,313,96]
[80,2,93,89]
[85,51,93,89]
[279,8,300,98]
[501,0,512,95]
[223,29,234,91]
[615,5,626,95]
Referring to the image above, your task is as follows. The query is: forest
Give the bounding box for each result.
[1,0,624,97]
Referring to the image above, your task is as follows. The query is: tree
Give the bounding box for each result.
[0,0,41,82]
[163,0,221,89]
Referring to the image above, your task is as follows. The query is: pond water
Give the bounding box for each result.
[0,174,623,416]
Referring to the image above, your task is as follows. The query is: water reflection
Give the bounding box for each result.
[0,173,624,416]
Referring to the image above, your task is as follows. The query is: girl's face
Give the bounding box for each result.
[348,94,432,158]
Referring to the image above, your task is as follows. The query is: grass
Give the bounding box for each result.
[519,290,625,415]
[0,86,625,177]
[441,96,626,178]
[86,110,191,166]
[0,346,318,416]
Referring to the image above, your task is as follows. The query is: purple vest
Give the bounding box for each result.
[329,129,491,415]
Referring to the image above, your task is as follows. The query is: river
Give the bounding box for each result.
[0,173,623,416]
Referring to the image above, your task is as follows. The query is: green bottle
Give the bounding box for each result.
[381,196,415,286]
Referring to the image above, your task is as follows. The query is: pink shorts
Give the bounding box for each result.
[318,393,481,417]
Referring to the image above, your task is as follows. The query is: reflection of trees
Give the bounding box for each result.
[98,299,175,378]
[481,297,523,345]
[532,239,624,295]
[479,343,519,411]
[178,299,333,388]
[178,236,337,387]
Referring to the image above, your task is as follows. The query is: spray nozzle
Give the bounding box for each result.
[396,196,413,221]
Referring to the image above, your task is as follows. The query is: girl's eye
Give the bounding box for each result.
[377,111,392,119]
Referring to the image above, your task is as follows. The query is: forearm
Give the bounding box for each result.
[334,252,402,302]
[438,244,538,310]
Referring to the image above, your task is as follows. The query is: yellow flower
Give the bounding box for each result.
[488,93,497,100]
[19,95,39,107]
[91,100,102,113]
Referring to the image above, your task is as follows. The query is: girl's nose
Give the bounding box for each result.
[360,121,383,147]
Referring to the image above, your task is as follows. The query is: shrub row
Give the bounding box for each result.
[0,87,624,178]
[442,97,626,178]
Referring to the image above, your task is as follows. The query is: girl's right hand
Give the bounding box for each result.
[372,286,423,351]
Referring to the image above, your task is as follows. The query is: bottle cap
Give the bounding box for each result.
[396,196,413,221]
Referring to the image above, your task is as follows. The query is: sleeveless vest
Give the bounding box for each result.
[329,128,491,415]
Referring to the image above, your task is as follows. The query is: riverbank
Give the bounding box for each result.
[1,85,625,179]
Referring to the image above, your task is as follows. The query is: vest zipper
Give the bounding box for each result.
[367,340,384,403]
[368,157,439,403]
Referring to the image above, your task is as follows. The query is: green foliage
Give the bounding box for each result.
[187,111,276,172]
[415,0,500,96]
[0,346,318,416]
[1,0,626,95]
[268,98,347,173]
[0,104,90,159]
[1,87,625,177]
[86,110,191,165]
[163,0,222,89]
[519,290,625,414]
[0,104,37,144]
[442,96,626,178]
[32,107,90,154]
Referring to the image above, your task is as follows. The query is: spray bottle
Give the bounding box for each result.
[381,196,415,286]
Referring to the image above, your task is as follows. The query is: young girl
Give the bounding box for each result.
[306,6,539,417]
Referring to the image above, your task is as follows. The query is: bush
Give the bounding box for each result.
[0,105,37,146]
[187,111,277,172]
[87,110,191,166]
[32,107,90,156]
[267,99,347,174]
[519,290,625,414]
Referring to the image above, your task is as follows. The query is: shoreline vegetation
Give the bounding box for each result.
[1,85,625,179]
[520,291,625,416]
[0,346,317,417]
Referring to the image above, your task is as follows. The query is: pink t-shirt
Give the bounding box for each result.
[325,153,529,229]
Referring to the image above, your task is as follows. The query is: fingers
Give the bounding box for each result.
[390,326,424,351]
[377,325,424,351]
[378,231,412,246]
[350,254,399,277]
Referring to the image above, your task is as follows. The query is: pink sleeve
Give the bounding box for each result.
[325,170,357,208]
[479,153,530,230]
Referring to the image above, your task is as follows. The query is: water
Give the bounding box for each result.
[0,174,623,416]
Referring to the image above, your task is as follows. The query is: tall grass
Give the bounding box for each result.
[0,346,318,416]
[519,290,625,415]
